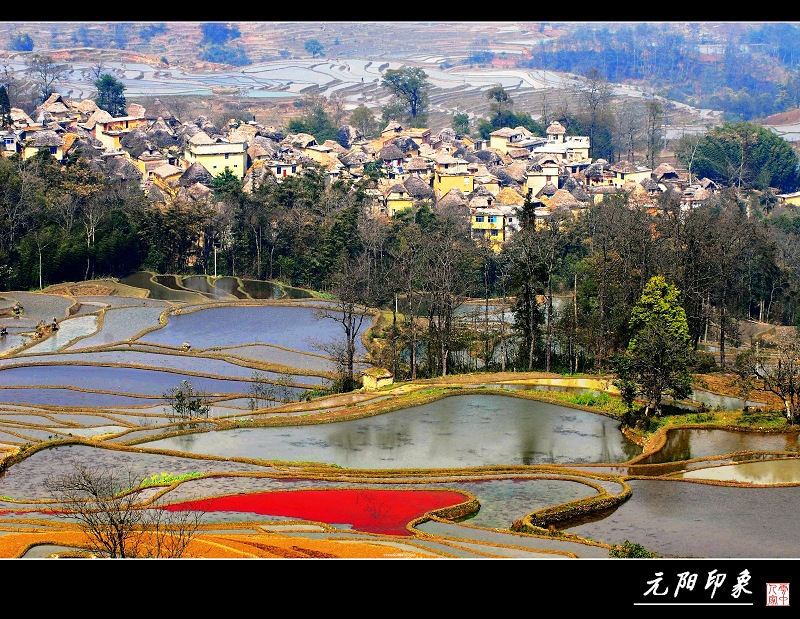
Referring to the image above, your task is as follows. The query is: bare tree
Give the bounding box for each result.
[579,68,612,151]
[163,380,211,421]
[735,332,800,424]
[25,54,68,102]
[313,253,373,391]
[615,100,644,162]
[645,99,665,169]
[421,220,474,377]
[44,462,205,558]
[0,61,37,110]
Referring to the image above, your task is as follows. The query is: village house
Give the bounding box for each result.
[433,153,474,198]
[19,128,66,162]
[183,130,248,179]
[84,109,149,152]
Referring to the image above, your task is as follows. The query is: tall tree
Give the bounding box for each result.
[313,253,373,392]
[619,274,694,419]
[644,99,665,169]
[486,86,513,115]
[503,195,546,369]
[735,331,800,424]
[25,54,67,102]
[44,463,204,558]
[94,73,127,117]
[381,67,430,127]
[304,39,324,57]
[676,121,800,192]
[452,112,470,136]
[350,104,378,138]
[578,67,612,156]
[0,85,10,129]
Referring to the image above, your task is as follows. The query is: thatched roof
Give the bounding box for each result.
[283,132,317,149]
[321,139,349,155]
[177,182,213,202]
[405,156,431,172]
[228,124,259,144]
[495,186,526,206]
[570,184,590,203]
[473,149,504,165]
[104,156,143,183]
[188,131,216,146]
[584,159,610,178]
[74,99,100,115]
[29,130,64,147]
[391,136,419,154]
[145,183,168,203]
[504,161,529,183]
[653,162,679,180]
[119,130,155,158]
[343,150,372,166]
[148,117,175,136]
[640,177,660,191]
[143,99,177,123]
[404,175,435,200]
[179,161,213,187]
[84,109,114,129]
[127,103,146,119]
[536,182,558,198]
[488,166,520,188]
[550,188,581,209]
[152,163,184,179]
[242,161,279,194]
[436,187,468,209]
[379,143,405,161]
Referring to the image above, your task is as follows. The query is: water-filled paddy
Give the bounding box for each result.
[140,393,642,467]
[0,364,279,396]
[561,479,800,558]
[135,304,369,354]
[67,306,166,348]
[1,282,799,559]
[676,458,800,484]
[639,427,800,464]
[19,315,99,354]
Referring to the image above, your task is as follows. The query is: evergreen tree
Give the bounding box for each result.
[0,86,11,129]
[618,275,694,420]
[94,74,126,117]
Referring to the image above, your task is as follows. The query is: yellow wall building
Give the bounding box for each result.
[183,137,248,179]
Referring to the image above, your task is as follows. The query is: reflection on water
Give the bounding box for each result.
[239,279,283,300]
[141,393,641,468]
[213,277,249,299]
[20,315,99,354]
[639,428,800,464]
[562,479,800,558]
[178,275,229,300]
[678,458,800,484]
[120,272,206,302]
[688,389,766,410]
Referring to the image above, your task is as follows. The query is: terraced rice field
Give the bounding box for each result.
[0,273,798,561]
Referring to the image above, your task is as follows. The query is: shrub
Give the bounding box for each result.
[609,540,658,558]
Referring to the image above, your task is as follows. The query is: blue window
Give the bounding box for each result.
[490,230,498,236]
[475,216,484,222]
[488,215,497,223]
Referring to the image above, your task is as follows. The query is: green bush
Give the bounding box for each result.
[692,351,719,373]
[608,540,657,558]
